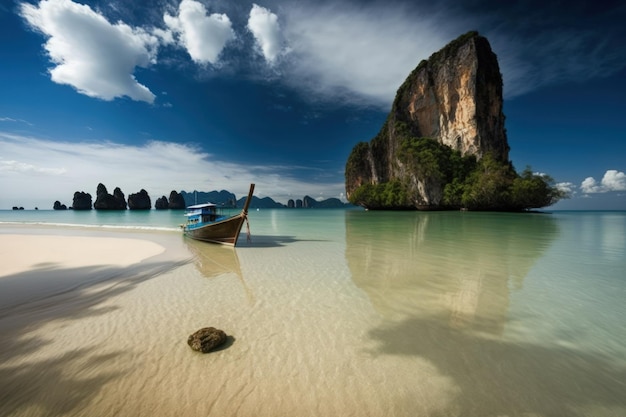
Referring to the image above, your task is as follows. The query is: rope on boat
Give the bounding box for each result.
[245,215,252,243]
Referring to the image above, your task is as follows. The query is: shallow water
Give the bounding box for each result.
[0,209,625,416]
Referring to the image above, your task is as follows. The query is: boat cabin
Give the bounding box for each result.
[184,203,225,228]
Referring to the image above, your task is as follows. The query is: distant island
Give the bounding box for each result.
[51,183,352,210]
[345,31,567,211]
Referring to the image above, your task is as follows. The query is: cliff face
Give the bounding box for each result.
[345,31,510,208]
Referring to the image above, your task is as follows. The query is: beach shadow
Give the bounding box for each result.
[0,259,190,357]
[0,259,189,322]
[0,342,127,416]
[236,234,315,248]
[0,259,190,416]
[367,314,626,416]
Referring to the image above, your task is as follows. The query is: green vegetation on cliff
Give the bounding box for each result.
[347,137,567,211]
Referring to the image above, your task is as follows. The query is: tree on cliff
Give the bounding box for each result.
[349,144,567,211]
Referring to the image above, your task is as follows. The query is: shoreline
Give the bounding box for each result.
[0,223,193,329]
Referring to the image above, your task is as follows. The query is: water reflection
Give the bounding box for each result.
[184,239,254,303]
[345,211,559,335]
[600,214,625,261]
[184,238,243,278]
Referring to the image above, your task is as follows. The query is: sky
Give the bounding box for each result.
[0,0,625,210]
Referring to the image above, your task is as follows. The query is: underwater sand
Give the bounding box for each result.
[1,211,625,417]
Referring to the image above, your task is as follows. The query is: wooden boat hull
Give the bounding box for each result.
[183,213,247,246]
[182,184,254,246]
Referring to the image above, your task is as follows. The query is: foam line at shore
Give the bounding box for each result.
[0,221,180,232]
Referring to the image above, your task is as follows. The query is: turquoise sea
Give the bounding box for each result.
[1,208,625,416]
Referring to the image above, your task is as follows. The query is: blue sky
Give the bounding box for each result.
[0,0,624,209]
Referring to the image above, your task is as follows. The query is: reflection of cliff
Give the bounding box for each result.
[345,211,558,335]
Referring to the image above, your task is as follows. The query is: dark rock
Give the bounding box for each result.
[128,189,151,210]
[287,199,295,208]
[182,190,236,208]
[72,191,92,210]
[237,195,284,209]
[113,187,127,209]
[168,191,186,209]
[187,327,227,353]
[155,196,169,210]
[303,196,316,208]
[314,197,351,208]
[53,201,67,210]
[94,183,127,210]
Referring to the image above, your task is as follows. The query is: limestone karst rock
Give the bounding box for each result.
[155,195,169,209]
[345,31,509,209]
[53,201,67,210]
[72,191,92,210]
[168,191,186,209]
[128,189,151,210]
[94,183,127,210]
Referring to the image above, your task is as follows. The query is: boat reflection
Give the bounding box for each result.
[345,211,559,335]
[184,238,254,303]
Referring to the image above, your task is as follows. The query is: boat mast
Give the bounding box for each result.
[242,184,255,215]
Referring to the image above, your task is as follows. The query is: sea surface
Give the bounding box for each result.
[0,208,625,416]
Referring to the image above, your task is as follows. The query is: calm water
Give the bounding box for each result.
[1,208,625,416]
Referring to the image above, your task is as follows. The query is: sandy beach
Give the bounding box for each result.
[1,217,625,417]
[0,226,442,417]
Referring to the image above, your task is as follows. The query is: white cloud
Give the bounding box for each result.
[581,177,602,193]
[164,0,235,65]
[601,170,626,191]
[581,170,626,194]
[0,160,67,175]
[17,0,625,109]
[278,2,459,107]
[20,0,160,103]
[247,4,286,65]
[270,1,625,106]
[0,132,345,209]
[556,182,576,195]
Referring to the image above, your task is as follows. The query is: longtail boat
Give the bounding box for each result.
[181,184,255,246]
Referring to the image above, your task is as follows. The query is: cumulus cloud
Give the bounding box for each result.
[20,0,160,103]
[581,170,626,193]
[0,132,345,208]
[556,182,576,195]
[247,4,286,65]
[164,0,235,65]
